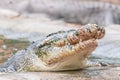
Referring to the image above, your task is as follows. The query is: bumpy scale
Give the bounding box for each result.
[0,24,105,72]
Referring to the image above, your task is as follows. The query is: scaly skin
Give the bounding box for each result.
[0,24,105,72]
[25,0,120,26]
[0,0,119,25]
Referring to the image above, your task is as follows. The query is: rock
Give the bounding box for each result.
[0,67,120,80]
[0,40,4,45]
[1,45,7,50]
[0,8,20,18]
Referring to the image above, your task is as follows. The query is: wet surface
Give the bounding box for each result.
[0,67,120,80]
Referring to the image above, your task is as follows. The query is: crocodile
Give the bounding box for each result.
[5,0,118,26]
[0,0,120,25]
[27,0,120,26]
[0,24,105,72]
[0,0,119,26]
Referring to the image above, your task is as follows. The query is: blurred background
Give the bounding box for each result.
[0,0,120,79]
[0,0,120,65]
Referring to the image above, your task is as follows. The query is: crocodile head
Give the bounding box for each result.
[34,24,105,71]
